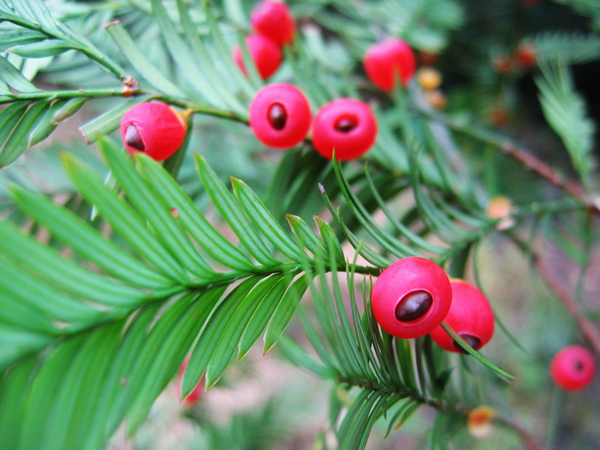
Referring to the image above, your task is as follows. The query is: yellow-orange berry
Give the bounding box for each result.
[468,406,495,438]
[424,89,447,109]
[417,67,442,90]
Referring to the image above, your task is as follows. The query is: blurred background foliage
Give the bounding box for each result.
[1,0,599,449]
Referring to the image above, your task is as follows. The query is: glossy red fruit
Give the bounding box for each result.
[178,358,204,405]
[371,257,452,339]
[251,0,296,47]
[550,345,596,391]
[249,83,312,149]
[120,102,187,162]
[364,38,416,91]
[312,98,377,161]
[233,34,283,80]
[430,280,495,353]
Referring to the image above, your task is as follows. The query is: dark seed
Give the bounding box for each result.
[335,117,358,133]
[453,334,481,353]
[574,359,584,371]
[268,103,287,130]
[125,124,145,151]
[395,290,433,322]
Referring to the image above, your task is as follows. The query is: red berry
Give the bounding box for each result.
[233,34,282,80]
[516,44,537,68]
[364,39,416,91]
[492,55,513,74]
[371,257,452,339]
[312,98,377,161]
[120,102,187,161]
[429,280,495,353]
[251,0,296,47]
[249,83,312,149]
[550,345,596,391]
[178,358,204,405]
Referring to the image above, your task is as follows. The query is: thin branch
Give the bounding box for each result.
[0,88,138,102]
[495,416,546,450]
[0,87,250,124]
[1,15,128,80]
[338,376,544,449]
[508,233,600,358]
[418,107,600,215]
[535,255,600,357]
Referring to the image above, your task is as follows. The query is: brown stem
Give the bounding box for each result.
[507,233,600,358]
[494,416,546,450]
[535,256,600,357]
[419,108,600,215]
[499,142,592,211]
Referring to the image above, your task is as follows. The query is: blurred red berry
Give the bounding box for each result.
[233,34,283,80]
[516,44,537,68]
[249,83,312,149]
[312,98,377,161]
[119,102,187,161]
[489,107,509,126]
[251,0,296,47]
[371,257,452,339]
[492,55,513,74]
[430,280,495,353]
[550,345,596,391]
[364,38,416,91]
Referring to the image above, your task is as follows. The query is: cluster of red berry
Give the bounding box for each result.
[249,84,378,161]
[232,0,295,80]
[371,257,596,391]
[371,257,495,351]
[119,1,421,162]
[245,3,421,160]
[492,43,537,75]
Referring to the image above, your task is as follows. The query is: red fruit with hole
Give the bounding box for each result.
[119,102,187,161]
[429,280,495,353]
[550,345,596,391]
[312,98,377,161]
[233,34,282,80]
[251,0,296,47]
[178,358,204,405]
[249,83,312,149]
[371,257,452,339]
[364,38,416,91]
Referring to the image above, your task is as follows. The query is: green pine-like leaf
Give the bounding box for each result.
[536,64,597,192]
[0,142,378,448]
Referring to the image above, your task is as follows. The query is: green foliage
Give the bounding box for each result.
[536,64,597,191]
[1,0,599,448]
[0,142,372,448]
[531,32,600,65]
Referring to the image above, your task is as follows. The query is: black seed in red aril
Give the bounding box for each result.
[334,116,358,133]
[395,290,433,322]
[268,103,287,130]
[575,359,584,371]
[453,334,481,353]
[125,124,145,151]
